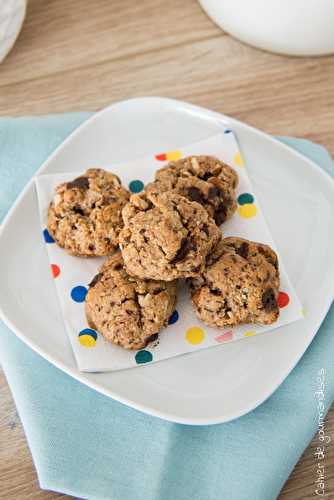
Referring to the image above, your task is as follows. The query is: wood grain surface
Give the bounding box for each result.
[0,0,333,499]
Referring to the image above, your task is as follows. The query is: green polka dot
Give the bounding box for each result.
[129,180,144,193]
[135,350,153,364]
[238,193,254,205]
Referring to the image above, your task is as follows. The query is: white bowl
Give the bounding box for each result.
[0,0,27,63]
[199,0,334,56]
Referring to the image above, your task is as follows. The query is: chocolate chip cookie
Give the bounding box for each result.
[146,155,238,225]
[190,237,280,327]
[119,191,221,281]
[85,251,177,349]
[48,168,130,256]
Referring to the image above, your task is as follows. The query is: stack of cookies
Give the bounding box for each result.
[47,157,280,350]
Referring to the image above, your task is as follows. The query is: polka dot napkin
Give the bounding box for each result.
[35,133,302,372]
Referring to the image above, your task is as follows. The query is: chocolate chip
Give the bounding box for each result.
[113,263,123,271]
[187,187,206,205]
[262,288,277,311]
[211,288,222,296]
[208,186,224,199]
[147,333,159,343]
[170,238,196,264]
[67,176,89,190]
[202,223,209,236]
[235,242,249,259]
[88,273,102,288]
[208,185,227,225]
[73,206,85,216]
[202,172,212,181]
[214,202,227,225]
[191,265,201,273]
[208,186,219,199]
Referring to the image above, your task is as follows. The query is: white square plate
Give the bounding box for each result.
[1,97,333,424]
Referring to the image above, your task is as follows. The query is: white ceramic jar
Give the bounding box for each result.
[199,0,334,56]
[0,0,27,63]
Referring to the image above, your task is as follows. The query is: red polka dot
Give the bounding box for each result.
[215,331,233,343]
[155,153,167,161]
[278,291,289,308]
[51,264,60,278]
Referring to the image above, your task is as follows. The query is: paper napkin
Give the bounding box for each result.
[35,132,302,372]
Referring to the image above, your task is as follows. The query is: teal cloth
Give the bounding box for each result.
[0,114,333,500]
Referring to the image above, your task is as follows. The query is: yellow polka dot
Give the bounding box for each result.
[79,335,96,348]
[234,151,244,167]
[301,307,306,317]
[166,150,182,161]
[185,326,205,345]
[238,203,257,218]
[244,330,256,337]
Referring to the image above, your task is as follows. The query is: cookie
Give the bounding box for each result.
[190,237,280,327]
[47,168,130,256]
[146,155,238,225]
[85,251,177,350]
[119,191,221,281]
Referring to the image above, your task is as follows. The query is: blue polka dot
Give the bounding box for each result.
[129,180,144,193]
[78,328,97,340]
[43,228,55,243]
[237,193,255,205]
[71,285,88,303]
[224,129,232,134]
[135,350,153,364]
[168,310,179,325]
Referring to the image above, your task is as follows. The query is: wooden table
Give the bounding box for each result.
[0,1,333,498]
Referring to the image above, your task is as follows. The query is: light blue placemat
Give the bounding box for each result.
[0,114,333,500]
